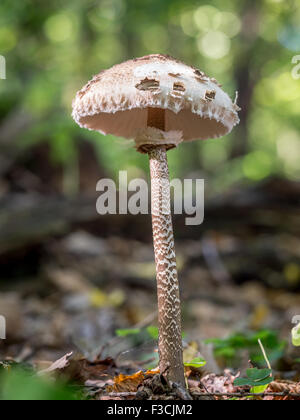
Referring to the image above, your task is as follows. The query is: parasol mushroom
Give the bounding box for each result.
[72,54,240,387]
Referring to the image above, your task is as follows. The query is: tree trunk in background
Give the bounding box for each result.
[231,0,262,159]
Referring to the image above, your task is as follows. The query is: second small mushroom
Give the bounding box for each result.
[72,54,240,387]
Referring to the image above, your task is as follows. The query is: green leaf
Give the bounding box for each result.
[251,377,273,386]
[234,368,273,388]
[292,324,300,347]
[246,368,272,382]
[250,384,269,394]
[234,376,273,387]
[115,328,141,337]
[184,358,207,368]
[234,377,252,387]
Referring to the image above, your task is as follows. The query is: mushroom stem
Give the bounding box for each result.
[149,145,185,387]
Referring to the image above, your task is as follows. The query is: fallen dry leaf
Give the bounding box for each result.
[201,370,239,395]
[65,357,116,383]
[107,371,145,393]
[38,352,73,375]
[266,381,300,400]
[107,368,159,393]
[38,353,117,386]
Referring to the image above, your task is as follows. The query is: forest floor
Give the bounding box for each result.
[0,202,300,399]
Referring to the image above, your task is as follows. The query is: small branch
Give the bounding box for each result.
[258,339,272,371]
[193,391,300,398]
[199,380,216,400]
[105,390,300,399]
[107,392,137,398]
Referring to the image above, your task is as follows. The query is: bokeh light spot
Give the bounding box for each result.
[278,25,300,52]
[243,151,273,181]
[180,10,199,37]
[194,6,220,32]
[218,12,241,38]
[255,72,300,106]
[277,130,300,178]
[0,27,17,52]
[198,31,231,59]
[44,13,76,43]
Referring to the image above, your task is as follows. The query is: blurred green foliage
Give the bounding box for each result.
[206,329,286,368]
[0,0,299,189]
[0,363,83,400]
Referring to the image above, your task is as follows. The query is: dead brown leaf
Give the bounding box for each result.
[201,370,239,395]
[38,353,117,386]
[66,357,116,383]
[38,352,73,375]
[107,371,145,393]
[266,381,300,400]
[107,369,159,393]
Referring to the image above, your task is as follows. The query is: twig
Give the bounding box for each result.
[106,390,300,399]
[193,391,300,398]
[258,339,272,371]
[107,392,137,397]
[199,380,216,400]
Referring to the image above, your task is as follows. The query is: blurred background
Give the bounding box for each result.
[0,0,299,381]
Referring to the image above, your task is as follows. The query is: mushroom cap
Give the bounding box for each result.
[72,54,240,142]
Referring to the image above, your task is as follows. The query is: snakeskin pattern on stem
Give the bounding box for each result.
[149,146,185,387]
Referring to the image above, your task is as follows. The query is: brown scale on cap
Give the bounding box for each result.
[135,78,161,92]
[168,72,182,78]
[173,82,186,93]
[205,90,217,101]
